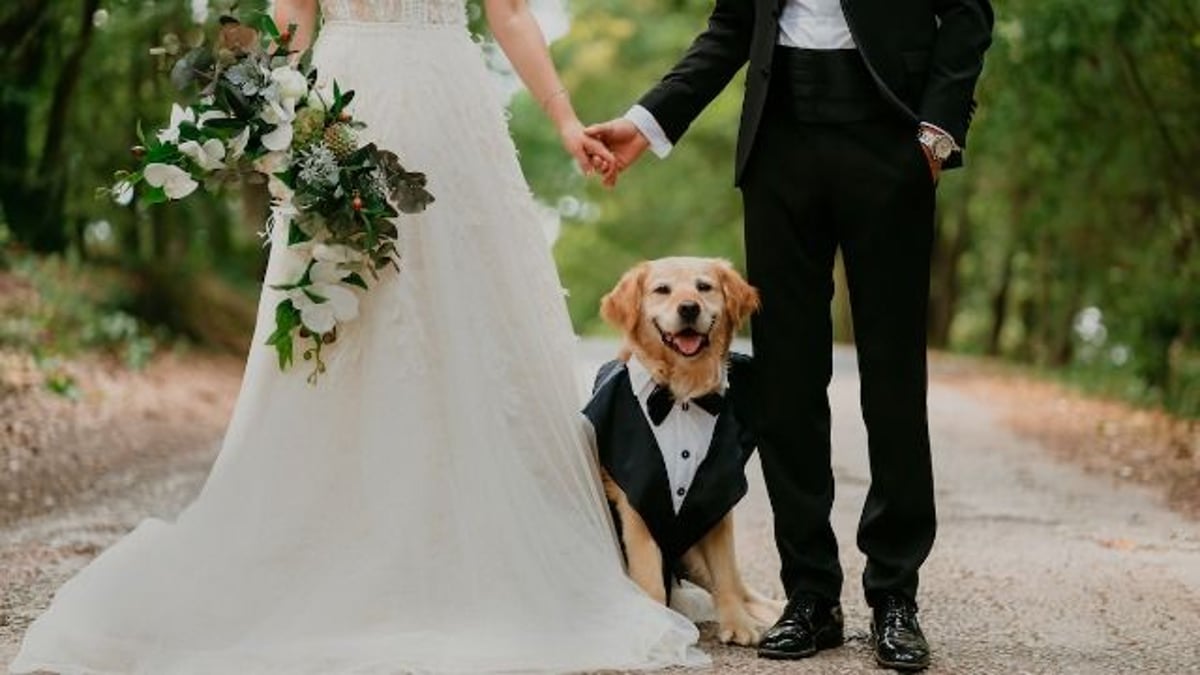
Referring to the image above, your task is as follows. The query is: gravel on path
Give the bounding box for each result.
[2,341,1198,673]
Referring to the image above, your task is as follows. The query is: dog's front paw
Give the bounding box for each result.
[744,595,785,626]
[716,605,763,646]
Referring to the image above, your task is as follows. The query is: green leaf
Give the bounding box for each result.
[288,220,310,245]
[265,300,301,370]
[145,144,181,163]
[344,272,369,290]
[203,118,244,131]
[274,335,294,370]
[250,12,281,40]
[142,186,169,204]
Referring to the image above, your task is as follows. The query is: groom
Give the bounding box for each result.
[587,0,992,670]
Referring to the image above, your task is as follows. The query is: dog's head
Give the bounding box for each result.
[601,257,760,396]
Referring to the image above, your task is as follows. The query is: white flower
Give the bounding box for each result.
[288,283,359,334]
[227,127,250,160]
[262,124,294,152]
[157,104,195,144]
[111,181,134,206]
[197,109,229,127]
[310,260,351,285]
[143,163,198,200]
[260,99,296,126]
[271,66,309,103]
[259,95,298,155]
[179,138,226,171]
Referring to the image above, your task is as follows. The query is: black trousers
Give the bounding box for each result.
[741,49,937,607]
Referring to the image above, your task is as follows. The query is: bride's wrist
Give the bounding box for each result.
[542,92,579,135]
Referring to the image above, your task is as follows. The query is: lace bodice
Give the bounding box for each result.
[320,0,466,25]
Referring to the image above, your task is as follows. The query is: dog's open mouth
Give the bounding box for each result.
[657,325,711,358]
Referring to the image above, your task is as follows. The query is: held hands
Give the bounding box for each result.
[583,119,650,188]
[541,87,618,179]
[558,118,618,178]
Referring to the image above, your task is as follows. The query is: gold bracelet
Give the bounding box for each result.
[540,86,568,109]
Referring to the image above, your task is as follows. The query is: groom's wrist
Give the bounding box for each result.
[623,106,673,158]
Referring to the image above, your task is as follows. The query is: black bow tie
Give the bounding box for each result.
[646,384,724,426]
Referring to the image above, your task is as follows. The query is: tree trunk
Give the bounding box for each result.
[1,0,101,254]
[986,247,1015,356]
[0,2,50,250]
[928,188,970,349]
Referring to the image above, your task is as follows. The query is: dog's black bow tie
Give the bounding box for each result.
[647,385,724,426]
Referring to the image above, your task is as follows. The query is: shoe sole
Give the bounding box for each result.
[874,655,931,672]
[870,632,930,671]
[757,630,845,660]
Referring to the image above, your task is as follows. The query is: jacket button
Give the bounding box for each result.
[682,450,691,459]
[760,67,771,79]
[677,487,686,497]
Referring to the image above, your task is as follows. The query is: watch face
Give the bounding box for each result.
[933,136,955,160]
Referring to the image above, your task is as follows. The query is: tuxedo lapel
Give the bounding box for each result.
[584,363,676,547]
[612,384,677,537]
[674,397,750,550]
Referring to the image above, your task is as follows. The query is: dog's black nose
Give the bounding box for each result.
[678,302,701,322]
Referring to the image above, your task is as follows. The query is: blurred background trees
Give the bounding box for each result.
[0,0,1196,416]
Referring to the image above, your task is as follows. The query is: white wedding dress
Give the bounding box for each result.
[8,1,704,672]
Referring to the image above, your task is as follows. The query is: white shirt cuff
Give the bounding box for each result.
[624,105,673,159]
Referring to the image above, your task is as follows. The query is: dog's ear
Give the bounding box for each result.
[716,260,761,329]
[601,263,649,334]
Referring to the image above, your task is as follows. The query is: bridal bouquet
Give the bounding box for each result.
[112,13,434,383]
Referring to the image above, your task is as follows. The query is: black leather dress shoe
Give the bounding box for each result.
[871,594,931,671]
[757,593,844,660]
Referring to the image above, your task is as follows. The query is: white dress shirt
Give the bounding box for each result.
[778,0,856,50]
[625,0,952,158]
[627,356,726,513]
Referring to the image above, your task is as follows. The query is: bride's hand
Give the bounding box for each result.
[559,119,617,179]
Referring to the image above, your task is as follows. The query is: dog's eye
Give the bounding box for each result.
[652,284,671,295]
[696,281,714,292]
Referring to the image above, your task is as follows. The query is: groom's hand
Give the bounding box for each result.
[585,119,650,188]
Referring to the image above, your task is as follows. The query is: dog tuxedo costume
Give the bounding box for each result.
[583,353,757,586]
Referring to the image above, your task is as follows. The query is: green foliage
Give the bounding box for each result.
[0,0,1194,415]
[937,0,1199,415]
[509,0,749,333]
[0,254,164,370]
[506,0,1197,416]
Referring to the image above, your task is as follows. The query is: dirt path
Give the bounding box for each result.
[2,342,1198,673]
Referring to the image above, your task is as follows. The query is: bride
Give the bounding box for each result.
[9,0,704,673]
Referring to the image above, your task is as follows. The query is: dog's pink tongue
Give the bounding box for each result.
[674,333,705,356]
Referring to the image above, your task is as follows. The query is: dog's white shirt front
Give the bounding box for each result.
[626,356,727,513]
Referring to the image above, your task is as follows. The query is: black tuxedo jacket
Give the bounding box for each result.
[582,355,757,568]
[637,0,994,184]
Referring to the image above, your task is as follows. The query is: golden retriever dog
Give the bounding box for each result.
[596,257,783,645]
